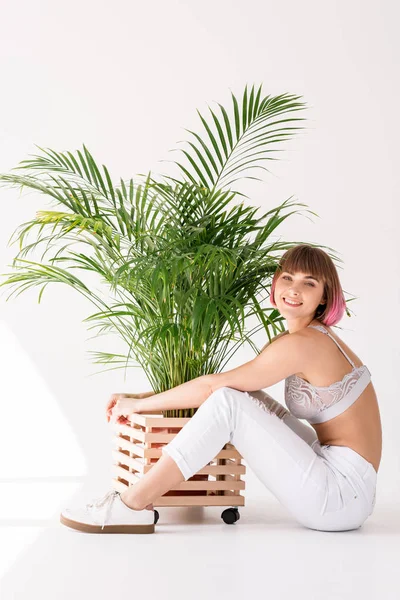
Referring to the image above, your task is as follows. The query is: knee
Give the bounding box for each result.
[206,386,267,406]
[210,386,237,396]
[206,386,242,401]
[202,386,244,410]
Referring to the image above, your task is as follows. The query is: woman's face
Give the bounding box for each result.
[273,270,326,318]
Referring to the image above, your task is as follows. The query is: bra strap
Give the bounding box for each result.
[308,324,356,368]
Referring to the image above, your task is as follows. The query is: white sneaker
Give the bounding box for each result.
[60,490,155,534]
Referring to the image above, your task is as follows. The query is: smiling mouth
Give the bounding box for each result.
[283,298,302,306]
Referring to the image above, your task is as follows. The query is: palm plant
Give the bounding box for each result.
[0,84,348,417]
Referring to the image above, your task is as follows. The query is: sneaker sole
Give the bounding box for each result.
[60,514,155,534]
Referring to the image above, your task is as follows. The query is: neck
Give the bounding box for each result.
[287,318,321,334]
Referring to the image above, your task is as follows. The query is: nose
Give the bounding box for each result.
[288,286,300,296]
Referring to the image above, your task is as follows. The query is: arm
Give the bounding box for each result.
[250,330,288,392]
[126,391,155,399]
[135,375,213,413]
[135,331,289,413]
[208,331,312,394]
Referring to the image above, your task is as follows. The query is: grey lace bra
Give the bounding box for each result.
[285,324,371,424]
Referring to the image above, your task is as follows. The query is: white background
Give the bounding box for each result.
[0,1,398,597]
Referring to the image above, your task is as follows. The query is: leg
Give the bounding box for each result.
[121,389,302,510]
[121,453,185,511]
[122,387,370,531]
[159,387,328,529]
[121,388,319,513]
[247,389,319,448]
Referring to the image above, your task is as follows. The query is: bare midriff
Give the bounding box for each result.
[289,325,382,474]
[310,383,382,474]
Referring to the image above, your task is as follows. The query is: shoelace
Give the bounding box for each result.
[86,490,120,530]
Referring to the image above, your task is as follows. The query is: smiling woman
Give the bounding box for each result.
[269,244,347,332]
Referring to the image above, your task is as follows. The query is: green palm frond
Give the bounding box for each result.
[167,84,307,191]
[12,143,117,202]
[1,147,166,246]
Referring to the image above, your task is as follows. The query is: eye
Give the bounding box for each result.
[282,275,315,287]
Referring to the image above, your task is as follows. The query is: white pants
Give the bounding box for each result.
[162,386,377,532]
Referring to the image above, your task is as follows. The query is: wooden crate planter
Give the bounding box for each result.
[111,412,246,510]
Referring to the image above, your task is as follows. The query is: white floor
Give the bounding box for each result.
[0,474,397,600]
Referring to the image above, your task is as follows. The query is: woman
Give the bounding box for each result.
[60,244,381,534]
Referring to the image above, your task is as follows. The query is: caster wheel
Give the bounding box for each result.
[221,508,240,524]
[154,509,160,525]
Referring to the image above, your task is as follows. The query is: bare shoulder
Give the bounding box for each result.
[269,328,321,370]
[208,327,315,393]
[295,325,328,353]
[259,329,288,351]
[270,328,315,353]
[259,331,317,384]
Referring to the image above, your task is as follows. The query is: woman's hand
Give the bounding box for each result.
[106,392,154,424]
[111,397,141,424]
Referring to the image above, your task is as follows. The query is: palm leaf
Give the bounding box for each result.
[167,83,307,191]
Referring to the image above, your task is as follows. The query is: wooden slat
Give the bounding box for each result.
[111,479,245,507]
[232,459,240,495]
[114,465,141,485]
[114,436,144,457]
[129,414,191,428]
[221,474,239,482]
[151,495,245,507]
[113,465,244,490]
[196,464,246,475]
[114,437,243,461]
[143,463,245,476]
[113,450,246,476]
[113,423,183,444]
[140,447,242,460]
[112,450,145,473]
[144,425,151,450]
[113,423,145,443]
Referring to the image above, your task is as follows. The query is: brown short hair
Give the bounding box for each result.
[270,244,346,326]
